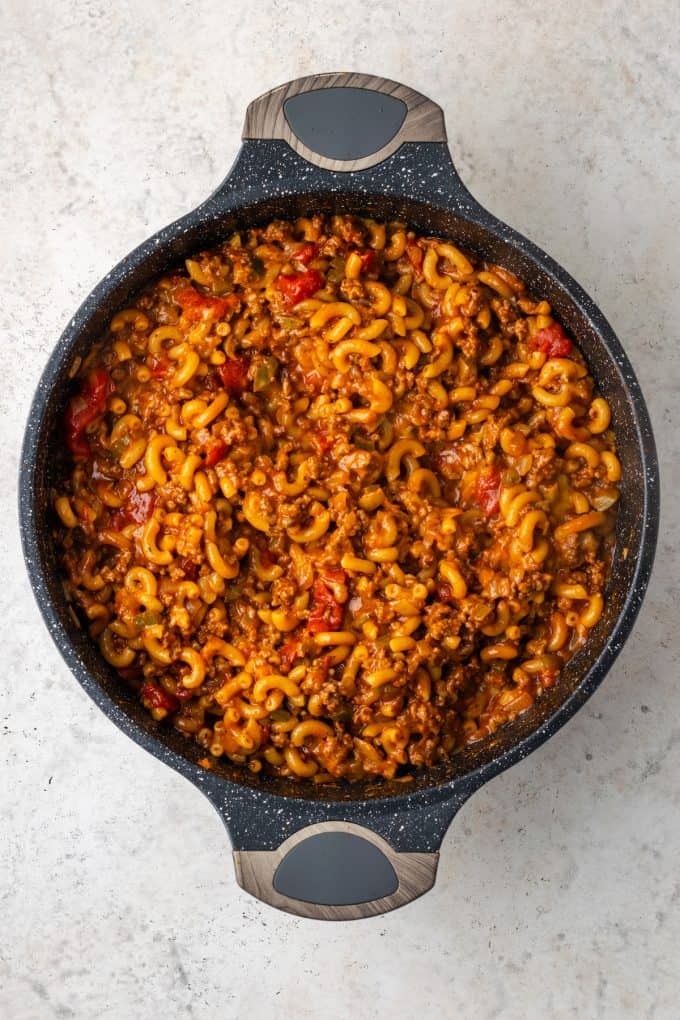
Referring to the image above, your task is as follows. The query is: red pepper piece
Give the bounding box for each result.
[293,243,318,266]
[64,368,113,458]
[109,488,156,530]
[279,640,301,673]
[217,355,250,395]
[175,284,236,323]
[475,467,502,516]
[307,574,346,634]
[277,268,324,307]
[527,323,573,359]
[140,682,179,714]
[204,437,228,467]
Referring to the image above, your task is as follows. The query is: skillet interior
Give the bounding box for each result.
[23,187,654,805]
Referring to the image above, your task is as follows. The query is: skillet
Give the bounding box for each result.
[20,73,659,919]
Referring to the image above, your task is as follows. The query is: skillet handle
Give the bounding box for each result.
[232,820,438,921]
[200,777,468,920]
[242,72,447,172]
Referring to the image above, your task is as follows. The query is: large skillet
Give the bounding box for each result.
[20,73,659,920]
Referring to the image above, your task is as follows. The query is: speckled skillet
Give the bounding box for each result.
[19,74,659,920]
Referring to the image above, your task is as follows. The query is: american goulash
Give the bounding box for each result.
[54,215,620,781]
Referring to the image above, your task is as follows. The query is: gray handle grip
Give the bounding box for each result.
[233,821,438,920]
[242,72,447,172]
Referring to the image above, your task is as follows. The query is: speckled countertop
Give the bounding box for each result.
[2,2,679,1018]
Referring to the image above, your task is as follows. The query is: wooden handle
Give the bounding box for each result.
[242,72,447,173]
[233,820,439,920]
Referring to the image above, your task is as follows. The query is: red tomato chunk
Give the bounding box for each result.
[307,576,345,634]
[475,467,502,516]
[279,640,301,672]
[64,368,112,458]
[140,682,178,714]
[203,438,228,467]
[109,488,156,530]
[277,269,324,307]
[217,356,250,395]
[175,285,235,323]
[528,323,573,359]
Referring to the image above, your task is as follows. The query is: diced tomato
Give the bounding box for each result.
[307,602,332,635]
[277,268,324,307]
[293,243,318,266]
[475,467,502,516]
[527,323,573,359]
[352,249,376,273]
[407,242,424,277]
[279,639,301,672]
[64,368,113,458]
[140,682,179,714]
[217,355,250,395]
[149,355,171,378]
[66,428,91,460]
[126,488,157,524]
[313,428,333,454]
[204,437,228,468]
[109,508,132,532]
[307,575,345,635]
[109,488,156,530]
[175,284,237,323]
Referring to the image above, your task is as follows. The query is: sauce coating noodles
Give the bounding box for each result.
[54,215,620,781]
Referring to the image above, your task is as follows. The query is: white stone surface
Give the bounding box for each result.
[2,2,679,1017]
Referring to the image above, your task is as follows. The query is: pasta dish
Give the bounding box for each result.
[54,215,620,781]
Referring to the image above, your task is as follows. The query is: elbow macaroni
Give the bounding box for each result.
[55,215,619,782]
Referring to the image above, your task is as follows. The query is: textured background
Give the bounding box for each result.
[2,2,679,1018]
